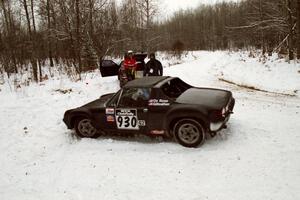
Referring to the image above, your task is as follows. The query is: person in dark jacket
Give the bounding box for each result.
[144,53,163,76]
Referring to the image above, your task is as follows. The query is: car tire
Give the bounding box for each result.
[173,119,206,148]
[74,117,99,138]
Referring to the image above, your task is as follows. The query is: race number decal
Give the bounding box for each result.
[115,109,139,130]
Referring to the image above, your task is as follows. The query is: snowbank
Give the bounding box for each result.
[3,50,298,97]
[215,52,300,96]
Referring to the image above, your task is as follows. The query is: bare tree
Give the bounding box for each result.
[88,0,94,37]
[30,0,43,80]
[47,0,54,67]
[23,0,38,82]
[137,0,158,28]
[1,0,299,81]
[75,0,82,73]
[286,0,294,60]
[136,0,159,50]
[0,0,17,74]
[297,0,300,59]
[258,0,266,54]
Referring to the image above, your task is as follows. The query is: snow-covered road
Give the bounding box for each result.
[0,51,299,200]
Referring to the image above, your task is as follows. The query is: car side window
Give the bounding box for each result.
[107,91,121,107]
[118,88,151,108]
[161,81,179,99]
[161,79,190,99]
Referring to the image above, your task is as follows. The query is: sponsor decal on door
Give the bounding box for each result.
[106,115,115,122]
[148,99,170,106]
[150,130,165,135]
[106,108,115,115]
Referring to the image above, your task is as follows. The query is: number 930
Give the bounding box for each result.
[117,116,138,129]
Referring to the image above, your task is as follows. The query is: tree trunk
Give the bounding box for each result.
[1,0,18,73]
[50,2,59,63]
[47,0,54,67]
[88,0,94,37]
[297,0,300,59]
[286,0,294,60]
[75,0,82,73]
[58,0,76,63]
[23,0,38,82]
[0,0,9,32]
[30,0,36,33]
[259,0,266,55]
[145,0,150,50]
[30,0,42,80]
[146,0,150,29]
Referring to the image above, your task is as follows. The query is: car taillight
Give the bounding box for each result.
[222,107,226,115]
[212,110,223,118]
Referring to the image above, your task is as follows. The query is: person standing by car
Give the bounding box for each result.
[124,50,137,80]
[144,53,163,77]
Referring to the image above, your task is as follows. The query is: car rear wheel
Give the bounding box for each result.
[75,117,99,138]
[174,119,205,148]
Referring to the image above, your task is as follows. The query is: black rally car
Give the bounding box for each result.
[63,76,235,147]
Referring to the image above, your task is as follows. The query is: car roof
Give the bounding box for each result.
[123,76,171,88]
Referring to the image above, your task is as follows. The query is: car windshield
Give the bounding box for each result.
[119,88,151,107]
[102,60,114,65]
[161,78,191,99]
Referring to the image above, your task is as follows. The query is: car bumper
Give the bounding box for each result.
[210,97,235,132]
[63,112,72,129]
[210,113,231,132]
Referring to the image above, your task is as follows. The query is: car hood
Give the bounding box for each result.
[80,93,115,109]
[175,88,231,110]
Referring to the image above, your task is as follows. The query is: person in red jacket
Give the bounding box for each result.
[124,50,137,81]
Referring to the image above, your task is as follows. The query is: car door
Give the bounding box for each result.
[101,91,121,131]
[147,88,173,135]
[134,53,147,78]
[100,60,120,77]
[115,87,151,134]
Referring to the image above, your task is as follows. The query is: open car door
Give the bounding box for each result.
[134,53,147,79]
[100,59,121,77]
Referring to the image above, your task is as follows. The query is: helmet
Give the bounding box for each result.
[128,50,133,54]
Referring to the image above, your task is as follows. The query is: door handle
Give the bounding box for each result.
[143,108,148,113]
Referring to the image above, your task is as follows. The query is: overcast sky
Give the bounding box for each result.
[116,0,240,19]
[160,0,239,14]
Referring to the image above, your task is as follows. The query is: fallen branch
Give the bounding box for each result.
[273,23,297,53]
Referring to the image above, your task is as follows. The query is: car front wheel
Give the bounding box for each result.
[75,118,99,138]
[174,119,206,148]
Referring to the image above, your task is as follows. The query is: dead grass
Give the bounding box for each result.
[54,89,73,94]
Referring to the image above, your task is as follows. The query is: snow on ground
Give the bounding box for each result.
[214,51,300,96]
[0,51,300,200]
